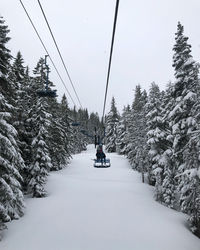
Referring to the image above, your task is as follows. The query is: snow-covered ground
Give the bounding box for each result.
[1,145,200,250]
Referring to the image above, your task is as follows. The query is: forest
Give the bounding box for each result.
[0,16,103,237]
[0,14,200,240]
[105,22,200,237]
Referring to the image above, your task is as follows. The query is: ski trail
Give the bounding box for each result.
[1,145,200,250]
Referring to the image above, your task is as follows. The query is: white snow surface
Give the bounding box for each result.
[1,145,200,250]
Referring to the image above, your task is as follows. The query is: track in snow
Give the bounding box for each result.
[1,145,200,250]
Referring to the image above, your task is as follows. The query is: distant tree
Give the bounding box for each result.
[69,106,88,153]
[59,94,73,158]
[105,97,120,152]
[12,51,25,82]
[116,105,131,155]
[48,94,73,170]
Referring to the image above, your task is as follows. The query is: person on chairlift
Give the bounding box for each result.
[96,144,106,163]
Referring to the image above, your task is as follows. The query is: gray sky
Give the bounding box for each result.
[1,0,200,116]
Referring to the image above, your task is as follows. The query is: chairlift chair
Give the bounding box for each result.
[37,89,57,98]
[93,158,111,168]
[71,122,81,126]
[37,55,57,98]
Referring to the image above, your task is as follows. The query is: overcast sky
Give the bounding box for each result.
[1,0,200,116]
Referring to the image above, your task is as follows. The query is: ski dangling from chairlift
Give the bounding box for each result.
[37,55,57,98]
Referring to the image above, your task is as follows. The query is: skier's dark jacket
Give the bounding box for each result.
[96,150,106,160]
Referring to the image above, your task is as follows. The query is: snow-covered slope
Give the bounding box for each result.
[1,145,200,250]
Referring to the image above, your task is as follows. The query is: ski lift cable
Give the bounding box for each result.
[102,0,120,121]
[37,0,83,109]
[19,0,76,106]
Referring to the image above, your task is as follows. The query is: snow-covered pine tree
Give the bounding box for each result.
[180,77,200,236]
[12,51,25,82]
[181,133,200,236]
[70,107,87,153]
[116,119,124,154]
[87,112,103,144]
[88,112,101,134]
[48,94,72,170]
[0,17,16,106]
[6,52,28,179]
[0,17,25,235]
[10,52,30,166]
[169,22,199,175]
[72,129,87,153]
[126,86,148,175]
[77,108,90,147]
[10,51,28,113]
[126,85,142,165]
[169,23,199,221]
[134,89,148,177]
[120,105,132,156]
[105,97,119,152]
[116,105,131,154]
[26,58,52,197]
[18,67,35,171]
[146,83,167,200]
[160,83,177,208]
[0,17,11,77]
[60,94,73,157]
[29,102,52,197]
[0,93,25,218]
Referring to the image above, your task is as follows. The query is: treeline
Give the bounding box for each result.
[0,16,101,238]
[105,22,200,237]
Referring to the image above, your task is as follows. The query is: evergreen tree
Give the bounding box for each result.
[0,16,25,236]
[146,83,166,198]
[0,17,11,77]
[116,105,131,154]
[88,112,103,144]
[169,22,199,176]
[180,81,200,236]
[120,105,132,156]
[126,85,143,165]
[70,106,87,153]
[25,59,52,197]
[126,86,148,175]
[181,134,200,236]
[0,16,14,105]
[105,97,119,152]
[12,51,25,82]
[163,23,200,234]
[10,52,30,167]
[0,93,25,227]
[160,83,177,208]
[60,94,73,158]
[48,95,72,170]
[27,92,52,197]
